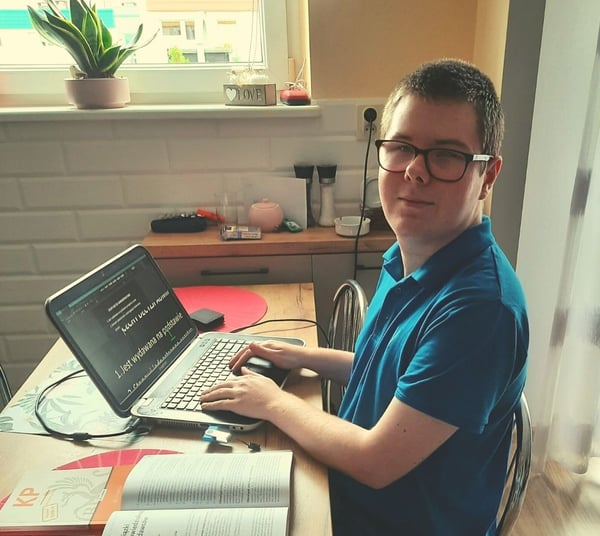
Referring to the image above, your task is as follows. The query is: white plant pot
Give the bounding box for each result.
[64,77,130,109]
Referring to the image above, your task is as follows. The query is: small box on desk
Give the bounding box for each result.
[223,84,277,106]
[220,225,262,240]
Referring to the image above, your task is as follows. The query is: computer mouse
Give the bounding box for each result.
[231,356,272,376]
[246,356,273,369]
[232,356,288,385]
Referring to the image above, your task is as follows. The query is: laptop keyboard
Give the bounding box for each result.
[161,338,246,412]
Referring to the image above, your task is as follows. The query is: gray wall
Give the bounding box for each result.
[492,0,546,266]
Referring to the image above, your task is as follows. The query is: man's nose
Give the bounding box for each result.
[404,153,429,184]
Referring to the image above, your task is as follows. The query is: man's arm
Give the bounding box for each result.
[200,372,457,489]
[299,347,354,384]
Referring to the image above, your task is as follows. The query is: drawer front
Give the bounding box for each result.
[156,255,312,286]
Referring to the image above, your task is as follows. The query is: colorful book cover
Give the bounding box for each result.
[0,465,133,535]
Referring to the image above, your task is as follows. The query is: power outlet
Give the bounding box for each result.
[356,104,383,140]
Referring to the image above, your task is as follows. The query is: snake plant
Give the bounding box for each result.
[28,0,158,79]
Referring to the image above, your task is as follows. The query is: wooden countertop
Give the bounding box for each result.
[142,226,396,258]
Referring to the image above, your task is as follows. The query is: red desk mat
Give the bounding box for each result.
[56,448,180,470]
[174,286,267,332]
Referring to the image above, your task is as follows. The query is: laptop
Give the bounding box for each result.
[44,244,303,432]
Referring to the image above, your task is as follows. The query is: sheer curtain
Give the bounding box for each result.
[515,1,600,476]
[533,40,600,472]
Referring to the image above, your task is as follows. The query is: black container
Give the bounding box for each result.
[294,164,316,227]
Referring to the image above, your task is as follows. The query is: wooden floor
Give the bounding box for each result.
[512,457,600,535]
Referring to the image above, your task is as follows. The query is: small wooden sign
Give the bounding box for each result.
[223,84,277,106]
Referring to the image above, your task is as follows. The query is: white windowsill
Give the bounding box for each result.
[0,103,321,122]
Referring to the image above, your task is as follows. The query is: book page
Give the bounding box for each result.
[102,507,289,536]
[120,451,293,511]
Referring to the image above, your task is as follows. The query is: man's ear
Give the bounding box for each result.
[480,156,502,200]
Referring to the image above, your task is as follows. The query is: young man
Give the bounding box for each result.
[201,59,529,535]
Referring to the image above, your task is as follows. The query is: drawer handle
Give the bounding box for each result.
[200,268,270,277]
[355,264,381,271]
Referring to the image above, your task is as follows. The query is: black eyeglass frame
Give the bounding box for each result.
[374,139,495,183]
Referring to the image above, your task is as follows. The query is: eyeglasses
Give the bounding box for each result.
[374,139,494,182]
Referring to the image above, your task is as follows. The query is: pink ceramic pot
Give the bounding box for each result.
[64,77,130,109]
[248,198,284,232]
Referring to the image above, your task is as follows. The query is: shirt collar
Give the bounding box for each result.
[382,216,495,287]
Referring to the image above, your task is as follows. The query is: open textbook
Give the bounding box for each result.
[0,450,294,536]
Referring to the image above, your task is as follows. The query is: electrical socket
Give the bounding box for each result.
[356,104,383,140]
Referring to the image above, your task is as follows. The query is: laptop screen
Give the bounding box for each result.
[45,245,198,416]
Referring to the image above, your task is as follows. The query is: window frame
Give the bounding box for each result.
[0,0,289,107]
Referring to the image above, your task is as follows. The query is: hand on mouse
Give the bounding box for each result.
[231,356,271,376]
[229,340,304,374]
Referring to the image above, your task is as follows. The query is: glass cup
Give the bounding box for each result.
[216,192,239,231]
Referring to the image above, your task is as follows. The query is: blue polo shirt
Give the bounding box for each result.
[330,217,528,535]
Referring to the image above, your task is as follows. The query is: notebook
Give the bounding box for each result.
[44,244,303,432]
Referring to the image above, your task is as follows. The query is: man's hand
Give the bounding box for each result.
[200,367,288,420]
[228,340,304,374]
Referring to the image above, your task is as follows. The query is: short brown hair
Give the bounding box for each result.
[380,59,504,155]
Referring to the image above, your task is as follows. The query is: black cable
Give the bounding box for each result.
[354,109,377,279]
[34,368,150,441]
[230,317,330,347]
[238,439,262,452]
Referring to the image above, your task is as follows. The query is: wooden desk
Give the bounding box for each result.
[0,283,331,536]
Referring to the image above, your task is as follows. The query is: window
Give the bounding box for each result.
[161,21,182,37]
[184,21,195,40]
[0,0,288,106]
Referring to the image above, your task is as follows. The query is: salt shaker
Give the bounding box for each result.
[317,164,337,227]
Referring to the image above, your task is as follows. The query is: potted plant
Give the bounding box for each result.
[28,0,158,109]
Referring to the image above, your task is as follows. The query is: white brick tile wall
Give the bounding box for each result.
[78,209,156,240]
[0,275,76,305]
[0,179,23,210]
[114,119,218,139]
[218,116,321,138]
[122,173,221,209]
[21,176,123,208]
[4,334,58,388]
[0,100,381,395]
[0,339,7,363]
[33,242,129,273]
[167,137,270,171]
[5,335,58,362]
[0,306,50,334]
[65,140,169,173]
[0,246,35,274]
[5,120,114,141]
[319,101,360,134]
[270,135,371,170]
[0,142,65,175]
[0,212,78,242]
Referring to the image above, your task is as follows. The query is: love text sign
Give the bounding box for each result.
[223,84,277,106]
